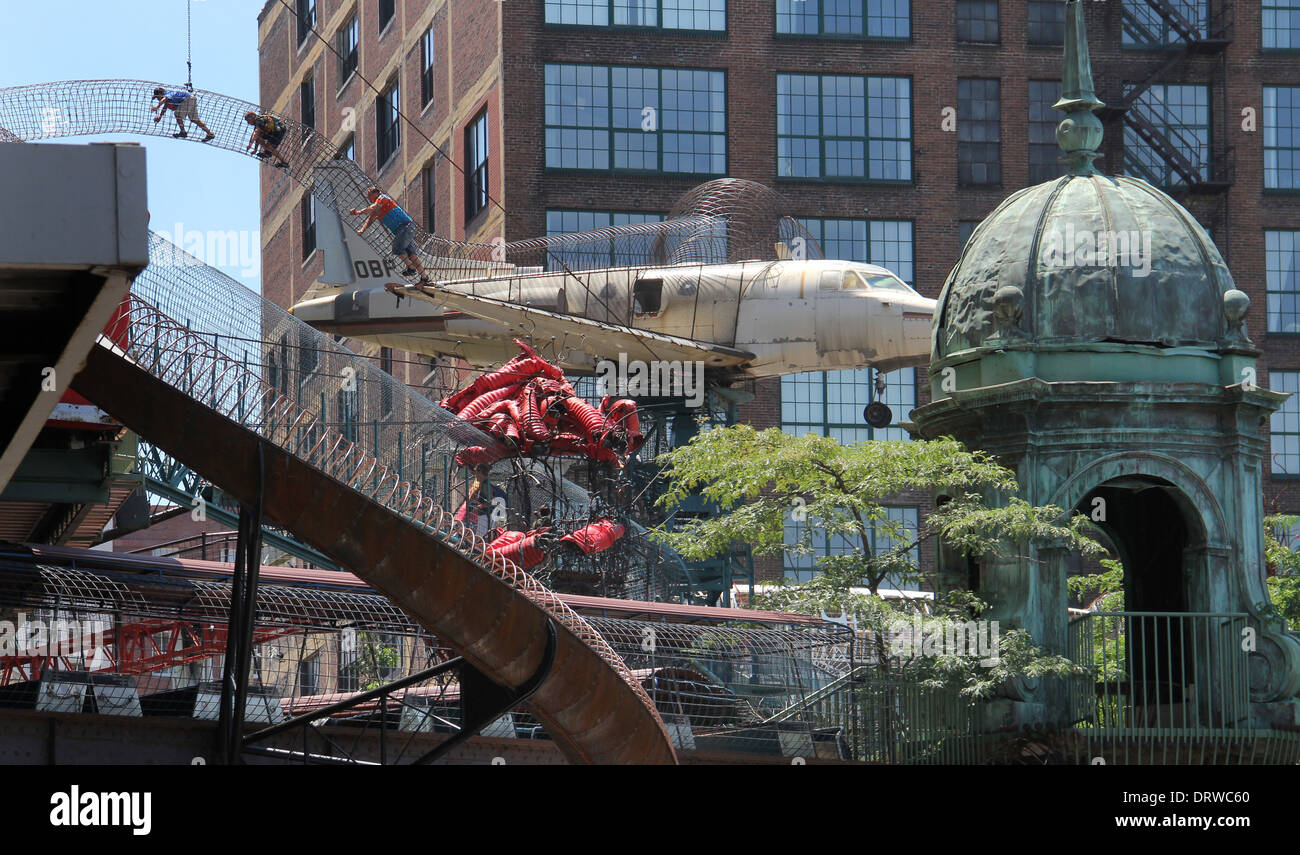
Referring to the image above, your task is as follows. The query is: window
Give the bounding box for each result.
[270,334,290,395]
[783,505,919,583]
[1267,230,1300,333]
[1264,0,1300,49]
[956,0,998,43]
[338,134,354,162]
[378,0,395,34]
[466,109,490,220]
[545,209,667,269]
[544,63,727,175]
[777,73,911,181]
[1265,86,1300,190]
[1028,80,1066,184]
[379,347,394,414]
[782,367,916,443]
[422,162,436,232]
[279,336,292,390]
[1027,0,1064,45]
[300,76,315,130]
[337,385,358,443]
[376,79,400,168]
[958,220,981,251]
[543,0,726,31]
[338,629,359,692]
[301,194,316,259]
[337,14,358,85]
[1123,83,1209,187]
[296,0,315,45]
[420,27,435,108]
[1272,371,1300,474]
[298,330,318,378]
[796,218,914,282]
[298,655,320,695]
[775,0,910,39]
[1122,0,1206,46]
[958,79,1000,185]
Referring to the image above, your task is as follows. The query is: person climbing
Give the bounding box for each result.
[454,463,502,537]
[243,110,289,168]
[349,186,431,283]
[150,87,215,141]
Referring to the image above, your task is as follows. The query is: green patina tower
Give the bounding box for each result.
[912,0,1300,759]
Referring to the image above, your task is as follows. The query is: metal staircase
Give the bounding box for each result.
[1106,1,1234,194]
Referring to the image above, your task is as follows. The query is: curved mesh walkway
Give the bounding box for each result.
[0,79,815,282]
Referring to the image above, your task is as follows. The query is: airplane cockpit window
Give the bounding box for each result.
[863,274,913,292]
[634,278,664,316]
[845,269,913,292]
[818,268,845,291]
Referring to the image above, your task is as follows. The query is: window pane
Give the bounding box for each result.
[1267,230,1300,333]
[545,63,724,174]
[777,0,909,38]
[1123,83,1210,188]
[1122,0,1207,46]
[1028,80,1066,184]
[781,367,915,440]
[545,0,726,30]
[956,0,999,43]
[1273,371,1300,474]
[1264,0,1300,49]
[545,209,666,268]
[1265,86,1300,190]
[1027,0,1064,44]
[958,78,1000,185]
[778,73,910,181]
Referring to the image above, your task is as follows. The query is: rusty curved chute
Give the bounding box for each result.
[72,300,676,765]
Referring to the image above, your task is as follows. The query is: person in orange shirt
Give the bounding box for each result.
[350,186,431,283]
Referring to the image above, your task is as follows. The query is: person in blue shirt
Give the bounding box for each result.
[150,87,215,141]
[350,186,432,282]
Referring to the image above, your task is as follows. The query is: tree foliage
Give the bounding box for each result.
[652,425,1105,696]
[653,424,1104,595]
[1264,514,1300,628]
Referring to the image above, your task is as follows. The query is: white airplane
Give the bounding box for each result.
[289,201,936,385]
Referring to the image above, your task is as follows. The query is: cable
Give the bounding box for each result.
[186,0,193,89]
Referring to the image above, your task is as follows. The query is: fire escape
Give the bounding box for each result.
[1100,1,1235,237]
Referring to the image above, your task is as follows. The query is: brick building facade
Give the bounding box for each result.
[254,0,1300,580]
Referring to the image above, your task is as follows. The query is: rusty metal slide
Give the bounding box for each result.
[73,343,676,765]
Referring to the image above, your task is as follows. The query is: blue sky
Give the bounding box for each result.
[0,0,268,289]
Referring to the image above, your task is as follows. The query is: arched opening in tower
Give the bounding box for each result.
[1073,477,1207,720]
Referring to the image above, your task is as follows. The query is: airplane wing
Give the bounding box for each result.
[398,284,754,368]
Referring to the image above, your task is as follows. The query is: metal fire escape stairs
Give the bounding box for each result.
[1104,1,1234,207]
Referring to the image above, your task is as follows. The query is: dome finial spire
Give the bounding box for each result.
[1053,0,1106,174]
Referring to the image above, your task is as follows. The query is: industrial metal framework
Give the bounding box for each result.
[0,548,852,762]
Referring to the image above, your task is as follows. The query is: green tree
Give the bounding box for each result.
[347,632,402,692]
[654,426,1102,596]
[652,425,1105,695]
[1264,514,1300,628]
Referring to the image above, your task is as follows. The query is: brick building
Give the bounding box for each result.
[255,0,1300,580]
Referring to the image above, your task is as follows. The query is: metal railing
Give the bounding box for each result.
[1068,611,1250,731]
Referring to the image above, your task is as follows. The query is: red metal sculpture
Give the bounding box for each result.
[443,340,644,467]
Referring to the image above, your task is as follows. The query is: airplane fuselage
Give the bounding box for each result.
[292,259,935,379]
